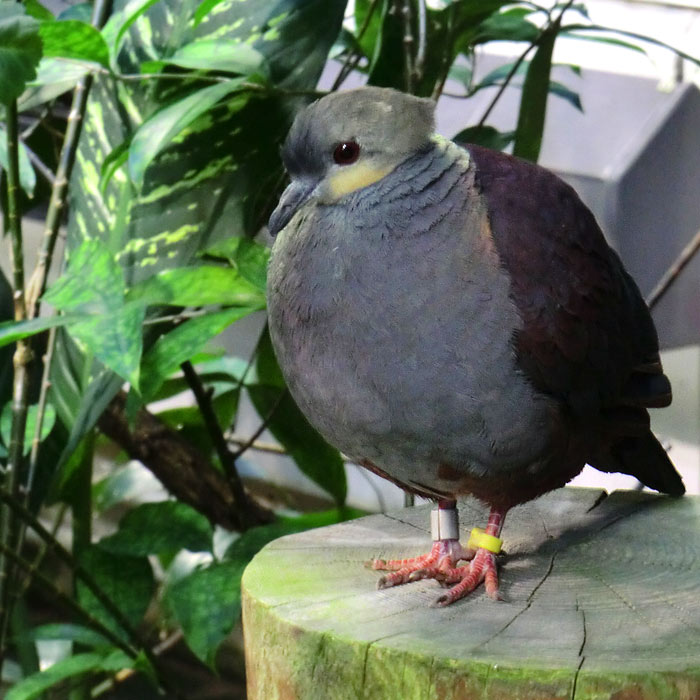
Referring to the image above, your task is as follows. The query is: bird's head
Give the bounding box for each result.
[267,86,435,237]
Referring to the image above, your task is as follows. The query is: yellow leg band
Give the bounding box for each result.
[468,527,502,554]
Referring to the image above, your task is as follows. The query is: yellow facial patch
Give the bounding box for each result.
[328,162,393,199]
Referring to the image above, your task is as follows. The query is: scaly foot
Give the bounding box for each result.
[370,504,507,606]
[370,540,500,605]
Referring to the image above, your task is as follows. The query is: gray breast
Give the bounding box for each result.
[266,140,555,492]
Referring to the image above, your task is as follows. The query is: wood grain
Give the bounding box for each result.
[242,487,700,699]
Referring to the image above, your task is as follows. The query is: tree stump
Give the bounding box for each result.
[242,487,700,699]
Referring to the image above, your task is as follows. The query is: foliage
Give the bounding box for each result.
[0,0,695,695]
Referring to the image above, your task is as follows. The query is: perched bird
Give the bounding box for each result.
[266,86,684,605]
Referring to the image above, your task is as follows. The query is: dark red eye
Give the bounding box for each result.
[333,141,360,165]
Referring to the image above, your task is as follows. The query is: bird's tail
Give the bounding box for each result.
[595,431,685,496]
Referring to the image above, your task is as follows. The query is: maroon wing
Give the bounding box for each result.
[467,144,683,495]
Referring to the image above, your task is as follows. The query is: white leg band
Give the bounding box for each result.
[430,506,459,541]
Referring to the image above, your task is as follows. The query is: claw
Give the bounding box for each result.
[370,506,508,605]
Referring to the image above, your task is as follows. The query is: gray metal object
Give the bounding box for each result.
[430,506,459,541]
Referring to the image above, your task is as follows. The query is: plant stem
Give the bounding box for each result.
[401,0,415,93]
[0,487,145,655]
[70,435,95,700]
[414,0,427,82]
[0,542,139,660]
[98,391,273,528]
[180,360,251,530]
[646,227,700,311]
[230,388,287,462]
[25,0,113,319]
[0,98,32,662]
[477,43,536,127]
[331,0,381,91]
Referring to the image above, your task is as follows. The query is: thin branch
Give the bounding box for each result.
[476,43,537,127]
[230,389,287,462]
[226,435,390,512]
[476,0,575,127]
[0,542,139,660]
[646,227,700,311]
[180,361,251,530]
[228,434,286,456]
[142,309,212,325]
[0,486,149,657]
[24,145,56,187]
[331,0,381,91]
[26,325,58,495]
[25,0,113,320]
[431,1,457,100]
[415,0,427,82]
[17,502,68,597]
[402,0,415,93]
[98,391,273,529]
[0,97,31,658]
[20,108,50,141]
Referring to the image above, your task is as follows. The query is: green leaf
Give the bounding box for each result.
[99,139,130,194]
[353,0,384,59]
[128,79,247,188]
[6,650,133,700]
[27,623,110,648]
[100,501,214,556]
[253,325,285,389]
[192,0,224,27]
[19,57,89,111]
[164,559,246,667]
[476,9,539,44]
[43,240,126,314]
[77,545,154,639]
[447,63,473,91]
[0,2,42,103]
[93,462,160,512]
[549,80,582,112]
[202,237,270,292]
[152,355,249,403]
[367,0,404,90]
[453,125,514,151]
[127,266,266,308]
[139,307,259,400]
[513,26,558,163]
[471,61,527,92]
[0,314,78,349]
[0,125,36,196]
[39,20,109,67]
[68,0,344,290]
[24,0,54,22]
[165,40,266,75]
[111,0,163,55]
[68,301,146,385]
[0,401,56,455]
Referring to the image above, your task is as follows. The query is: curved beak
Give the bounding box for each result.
[267,178,317,238]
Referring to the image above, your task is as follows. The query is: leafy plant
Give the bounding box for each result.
[0,0,696,695]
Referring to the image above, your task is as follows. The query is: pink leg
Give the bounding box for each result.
[371,505,508,606]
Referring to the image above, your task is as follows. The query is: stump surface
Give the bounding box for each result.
[242,487,700,699]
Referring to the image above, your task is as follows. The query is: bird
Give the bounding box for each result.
[265,86,684,606]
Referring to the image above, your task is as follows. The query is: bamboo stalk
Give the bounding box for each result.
[0,98,32,659]
[25,0,112,319]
